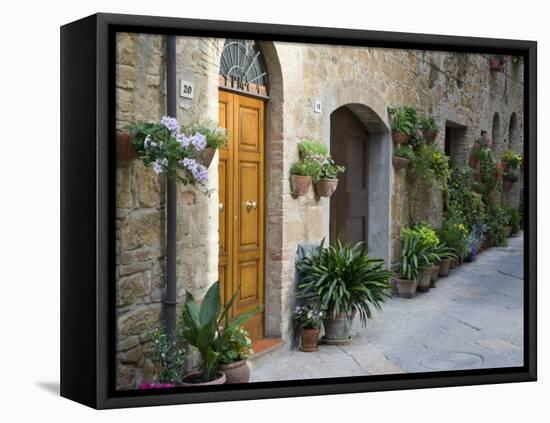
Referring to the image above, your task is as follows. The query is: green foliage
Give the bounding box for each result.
[408,144,450,187]
[395,144,415,160]
[290,158,321,177]
[501,150,522,169]
[400,232,435,280]
[298,140,329,160]
[486,204,509,246]
[503,206,521,235]
[218,326,253,365]
[402,223,439,249]
[293,302,325,329]
[296,240,393,326]
[150,327,186,384]
[419,115,438,131]
[503,170,519,182]
[180,281,260,382]
[477,146,501,204]
[185,121,228,149]
[445,161,485,229]
[389,106,418,137]
[317,158,346,181]
[436,217,469,257]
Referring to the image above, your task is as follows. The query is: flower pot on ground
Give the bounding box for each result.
[293,302,324,352]
[430,264,440,287]
[417,266,433,292]
[218,326,254,383]
[296,240,393,344]
[314,158,345,198]
[439,257,451,276]
[394,277,418,298]
[290,159,320,197]
[219,360,251,384]
[450,257,457,269]
[181,371,226,386]
[116,129,138,161]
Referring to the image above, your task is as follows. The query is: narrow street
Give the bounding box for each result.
[251,235,524,381]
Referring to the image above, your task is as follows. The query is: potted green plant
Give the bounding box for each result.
[314,158,345,197]
[218,326,254,383]
[116,129,138,161]
[297,240,393,344]
[298,140,329,163]
[293,302,325,352]
[186,122,228,168]
[436,218,468,275]
[179,281,260,386]
[290,158,321,197]
[149,327,186,385]
[395,232,433,297]
[501,149,522,172]
[389,106,418,145]
[469,137,490,169]
[402,224,440,292]
[419,115,439,144]
[393,144,414,171]
[431,243,456,286]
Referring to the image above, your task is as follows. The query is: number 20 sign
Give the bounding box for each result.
[180,80,194,99]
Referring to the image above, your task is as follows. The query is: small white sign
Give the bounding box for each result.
[180,80,194,99]
[313,99,322,114]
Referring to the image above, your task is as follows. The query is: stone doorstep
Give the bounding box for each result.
[249,338,286,361]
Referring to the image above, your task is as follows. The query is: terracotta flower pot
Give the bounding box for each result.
[219,360,251,384]
[503,179,514,192]
[315,179,339,197]
[468,154,479,169]
[291,175,312,197]
[392,155,410,171]
[423,129,438,144]
[180,371,226,386]
[198,147,216,168]
[417,267,433,292]
[391,129,409,145]
[450,258,457,269]
[116,130,138,161]
[430,264,440,287]
[322,312,353,344]
[438,258,451,277]
[300,327,321,352]
[394,277,417,298]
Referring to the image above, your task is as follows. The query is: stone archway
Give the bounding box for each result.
[509,112,519,151]
[492,112,502,155]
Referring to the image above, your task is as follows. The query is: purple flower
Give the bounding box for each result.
[153,158,168,174]
[180,158,208,183]
[176,134,191,148]
[160,116,180,135]
[190,133,207,151]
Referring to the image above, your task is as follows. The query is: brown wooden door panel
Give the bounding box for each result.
[330,107,369,246]
[218,90,265,341]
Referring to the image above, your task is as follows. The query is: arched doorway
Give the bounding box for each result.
[492,112,501,155]
[217,39,268,341]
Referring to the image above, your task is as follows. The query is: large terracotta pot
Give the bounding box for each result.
[219,360,251,384]
[291,175,312,197]
[450,257,457,269]
[315,179,339,197]
[392,156,410,171]
[198,147,216,168]
[417,267,433,292]
[394,277,417,298]
[430,264,440,287]
[116,130,138,161]
[392,129,409,145]
[438,258,451,277]
[322,312,353,344]
[299,327,321,352]
[180,371,226,386]
[423,129,438,144]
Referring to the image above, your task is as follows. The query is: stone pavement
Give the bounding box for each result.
[251,234,524,381]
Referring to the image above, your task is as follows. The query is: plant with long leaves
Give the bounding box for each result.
[296,240,393,327]
[401,233,437,281]
[180,281,260,382]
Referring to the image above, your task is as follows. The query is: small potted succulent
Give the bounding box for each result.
[290,159,321,197]
[314,158,345,197]
[419,115,439,144]
[218,326,254,384]
[293,302,325,352]
[393,144,414,171]
[389,106,418,145]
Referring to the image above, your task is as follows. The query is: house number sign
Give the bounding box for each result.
[180,80,194,99]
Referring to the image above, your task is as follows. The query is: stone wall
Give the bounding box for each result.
[115,33,524,389]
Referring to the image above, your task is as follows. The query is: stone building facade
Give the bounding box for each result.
[115,32,524,389]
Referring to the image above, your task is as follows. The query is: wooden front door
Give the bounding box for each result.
[218,90,265,341]
[330,107,369,245]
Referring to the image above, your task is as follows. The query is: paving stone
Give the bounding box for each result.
[476,337,521,352]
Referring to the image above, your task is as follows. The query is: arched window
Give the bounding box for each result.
[219,39,269,98]
[509,112,519,151]
[491,112,501,155]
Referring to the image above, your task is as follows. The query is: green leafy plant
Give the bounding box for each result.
[395,144,415,160]
[503,170,519,182]
[486,204,509,246]
[419,115,438,131]
[184,121,228,149]
[503,206,521,235]
[436,217,469,257]
[290,158,321,177]
[296,240,393,326]
[180,281,260,382]
[408,144,450,187]
[298,140,329,160]
[501,150,522,169]
[400,232,434,280]
[316,158,345,181]
[293,302,325,329]
[389,106,418,137]
[218,326,253,365]
[402,223,441,265]
[150,327,186,384]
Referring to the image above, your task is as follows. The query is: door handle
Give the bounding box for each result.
[245,200,257,211]
[219,203,224,212]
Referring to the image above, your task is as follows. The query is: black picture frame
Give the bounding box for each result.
[60,12,537,409]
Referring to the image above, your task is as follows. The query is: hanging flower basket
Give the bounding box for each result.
[423,129,438,144]
[116,129,138,161]
[391,129,409,145]
[291,175,312,196]
[198,146,216,168]
[315,179,339,197]
[392,155,410,170]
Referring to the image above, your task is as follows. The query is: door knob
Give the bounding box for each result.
[245,200,257,211]
[219,203,224,212]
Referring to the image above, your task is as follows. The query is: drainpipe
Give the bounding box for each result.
[164,35,177,335]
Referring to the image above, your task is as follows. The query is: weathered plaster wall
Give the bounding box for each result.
[115,33,524,389]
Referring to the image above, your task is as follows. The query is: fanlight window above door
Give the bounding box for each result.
[219,39,269,98]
